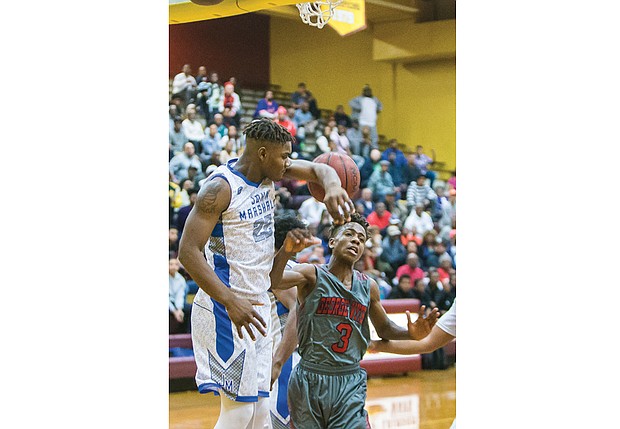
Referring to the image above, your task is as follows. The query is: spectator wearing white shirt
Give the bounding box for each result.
[403,203,435,239]
[181,109,206,151]
[349,85,382,146]
[171,64,197,109]
[298,196,327,228]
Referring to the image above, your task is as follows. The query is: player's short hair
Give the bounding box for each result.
[274,210,307,250]
[243,118,293,145]
[329,212,369,239]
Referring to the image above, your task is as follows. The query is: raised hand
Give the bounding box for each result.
[406,305,440,340]
[283,228,322,253]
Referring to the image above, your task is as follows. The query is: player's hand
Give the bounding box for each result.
[225,298,267,341]
[406,305,440,340]
[283,228,321,253]
[323,187,354,225]
[270,360,283,390]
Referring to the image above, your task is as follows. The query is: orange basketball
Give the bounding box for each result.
[307,152,360,202]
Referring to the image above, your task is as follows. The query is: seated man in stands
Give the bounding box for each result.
[253,90,279,119]
[290,82,319,118]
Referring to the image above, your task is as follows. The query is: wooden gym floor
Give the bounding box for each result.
[169,366,456,428]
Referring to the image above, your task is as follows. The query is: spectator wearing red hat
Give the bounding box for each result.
[274,106,299,152]
[218,81,241,127]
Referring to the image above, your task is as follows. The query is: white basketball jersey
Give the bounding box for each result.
[196,158,277,300]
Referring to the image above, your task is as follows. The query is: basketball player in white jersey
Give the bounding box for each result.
[178,119,354,429]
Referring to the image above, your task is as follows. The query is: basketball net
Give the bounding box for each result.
[296,1,343,29]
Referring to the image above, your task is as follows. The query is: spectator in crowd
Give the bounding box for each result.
[195,65,208,84]
[219,125,244,155]
[385,152,405,197]
[413,145,437,187]
[448,170,456,191]
[349,84,382,146]
[314,125,332,155]
[298,196,327,229]
[218,81,241,127]
[383,190,405,221]
[290,82,319,118]
[358,125,374,159]
[354,258,391,299]
[417,230,438,269]
[404,203,435,241]
[406,174,437,211]
[355,187,375,217]
[411,278,433,308]
[432,184,452,224]
[178,178,194,208]
[195,81,211,120]
[169,103,181,131]
[169,173,182,222]
[424,241,451,270]
[169,257,188,334]
[293,101,318,143]
[169,142,203,183]
[169,226,180,257]
[346,119,363,157]
[377,225,407,281]
[366,201,392,234]
[401,154,423,195]
[395,253,425,284]
[169,116,189,156]
[212,113,228,138]
[219,138,237,164]
[329,124,350,155]
[381,139,407,168]
[447,229,456,267]
[171,64,197,109]
[175,189,198,239]
[181,109,206,151]
[206,72,224,121]
[333,104,352,128]
[199,123,222,165]
[387,274,416,300]
[186,166,206,191]
[274,106,297,139]
[437,254,454,283]
[253,89,279,119]
[436,276,455,315]
[368,160,397,203]
[360,148,382,189]
[425,269,444,309]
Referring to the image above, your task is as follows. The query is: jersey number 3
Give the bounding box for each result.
[331,323,353,353]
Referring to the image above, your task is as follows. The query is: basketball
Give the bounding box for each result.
[307,152,360,202]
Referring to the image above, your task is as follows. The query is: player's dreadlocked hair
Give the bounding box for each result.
[274,210,308,250]
[329,212,369,239]
[243,118,293,145]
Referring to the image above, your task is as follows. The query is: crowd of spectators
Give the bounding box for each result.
[168,64,457,334]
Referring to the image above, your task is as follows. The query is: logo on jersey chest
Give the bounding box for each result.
[316,297,367,324]
[238,190,275,221]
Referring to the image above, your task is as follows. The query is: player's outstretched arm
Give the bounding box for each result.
[178,177,267,341]
[368,280,438,340]
[369,326,455,355]
[284,159,354,224]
